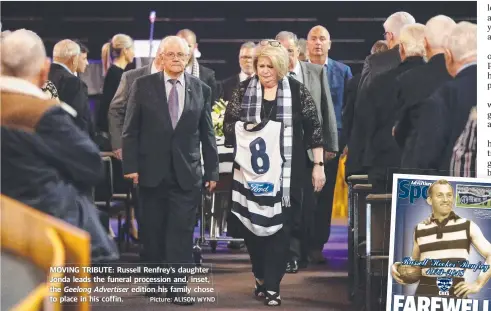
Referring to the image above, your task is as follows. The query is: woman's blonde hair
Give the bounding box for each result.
[253,44,289,81]
[101,33,133,75]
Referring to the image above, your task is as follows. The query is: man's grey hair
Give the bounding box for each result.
[399,23,426,57]
[1,29,46,78]
[161,36,191,55]
[53,39,80,59]
[240,41,256,50]
[298,38,307,54]
[275,31,298,46]
[371,40,389,54]
[384,12,416,38]
[444,21,476,62]
[425,15,456,50]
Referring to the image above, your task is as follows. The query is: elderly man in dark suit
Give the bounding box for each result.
[363,23,426,193]
[108,39,165,159]
[306,25,351,264]
[122,36,219,305]
[346,11,415,176]
[393,15,455,170]
[413,22,477,175]
[48,39,94,138]
[277,30,338,272]
[177,29,218,106]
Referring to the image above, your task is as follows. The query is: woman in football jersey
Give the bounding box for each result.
[223,41,326,306]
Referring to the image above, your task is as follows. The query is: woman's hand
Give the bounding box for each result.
[312,165,326,192]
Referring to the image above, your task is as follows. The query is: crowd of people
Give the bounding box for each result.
[0,9,477,307]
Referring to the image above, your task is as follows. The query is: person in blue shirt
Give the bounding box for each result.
[306,25,352,264]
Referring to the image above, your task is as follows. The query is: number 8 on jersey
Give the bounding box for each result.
[249,137,270,174]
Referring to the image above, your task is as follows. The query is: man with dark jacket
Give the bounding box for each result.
[342,40,388,153]
[363,24,426,193]
[108,39,165,159]
[413,22,477,175]
[346,11,415,176]
[393,15,455,171]
[48,39,94,138]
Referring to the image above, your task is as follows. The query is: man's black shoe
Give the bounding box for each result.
[285,260,299,273]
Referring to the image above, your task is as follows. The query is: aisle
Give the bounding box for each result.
[95,220,351,311]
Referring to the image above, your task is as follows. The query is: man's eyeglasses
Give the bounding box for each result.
[259,40,281,47]
[163,52,187,59]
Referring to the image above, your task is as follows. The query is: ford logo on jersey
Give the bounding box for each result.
[247,182,274,196]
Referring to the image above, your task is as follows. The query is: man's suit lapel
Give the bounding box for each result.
[174,73,194,131]
[300,61,312,89]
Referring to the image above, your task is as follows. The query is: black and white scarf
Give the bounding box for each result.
[241,76,293,207]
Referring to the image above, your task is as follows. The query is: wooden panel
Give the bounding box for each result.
[0,195,90,311]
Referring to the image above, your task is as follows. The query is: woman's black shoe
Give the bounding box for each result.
[264,292,281,306]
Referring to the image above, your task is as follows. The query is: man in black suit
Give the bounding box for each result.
[220,41,256,103]
[363,23,426,193]
[122,36,219,305]
[49,39,94,138]
[393,15,455,170]
[177,29,218,106]
[342,40,388,154]
[108,39,165,159]
[346,11,415,176]
[412,22,477,175]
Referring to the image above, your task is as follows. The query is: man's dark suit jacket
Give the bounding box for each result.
[198,65,218,106]
[393,54,452,169]
[341,73,361,149]
[220,74,240,103]
[363,56,425,170]
[357,46,401,98]
[412,65,477,174]
[108,64,152,150]
[122,72,219,190]
[346,46,401,175]
[48,63,94,137]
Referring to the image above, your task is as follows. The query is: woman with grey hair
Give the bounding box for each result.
[223,40,325,306]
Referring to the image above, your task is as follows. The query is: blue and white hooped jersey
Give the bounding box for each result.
[231,120,285,236]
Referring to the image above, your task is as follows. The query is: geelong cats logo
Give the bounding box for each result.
[436,277,453,296]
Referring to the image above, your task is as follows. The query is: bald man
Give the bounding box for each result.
[306,25,352,263]
[177,29,218,106]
